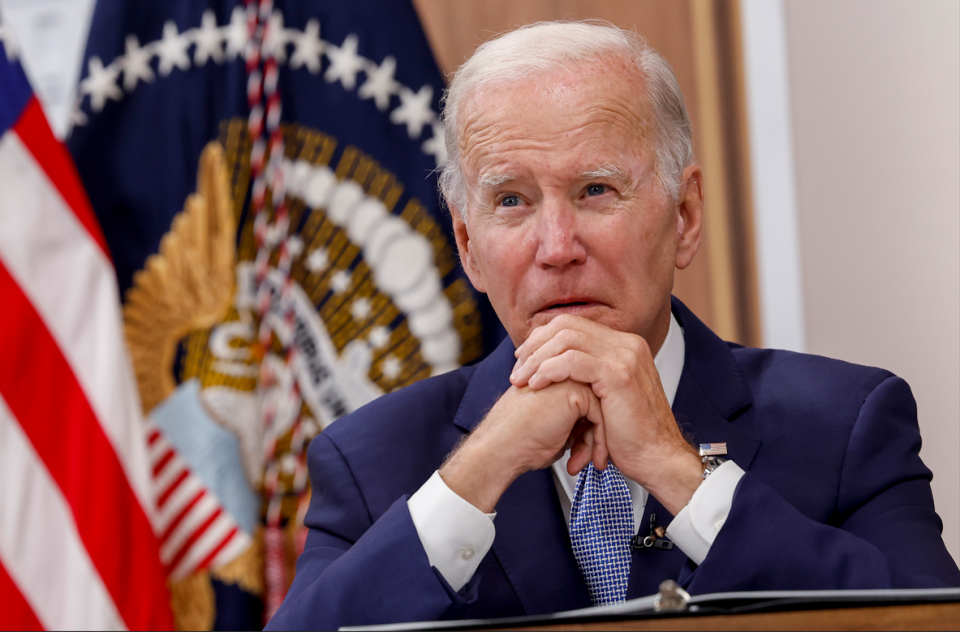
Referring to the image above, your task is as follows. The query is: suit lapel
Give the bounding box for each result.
[671,297,761,471]
[452,339,592,615]
[451,338,515,435]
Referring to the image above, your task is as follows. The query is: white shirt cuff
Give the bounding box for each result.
[407,471,496,592]
[665,460,744,565]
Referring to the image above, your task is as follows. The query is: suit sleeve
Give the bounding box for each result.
[265,433,480,630]
[682,376,960,592]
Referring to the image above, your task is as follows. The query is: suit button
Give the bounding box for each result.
[460,546,475,560]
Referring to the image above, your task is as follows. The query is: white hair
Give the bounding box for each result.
[439,21,694,221]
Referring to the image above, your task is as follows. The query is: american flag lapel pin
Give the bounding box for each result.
[699,443,727,457]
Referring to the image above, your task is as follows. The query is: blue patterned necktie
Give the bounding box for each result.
[569,462,635,606]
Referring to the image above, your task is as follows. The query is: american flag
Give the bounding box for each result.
[147,423,250,581]
[0,20,242,630]
[699,443,728,457]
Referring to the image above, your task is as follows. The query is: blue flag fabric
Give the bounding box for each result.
[68,1,505,629]
[0,36,32,134]
[68,0,499,330]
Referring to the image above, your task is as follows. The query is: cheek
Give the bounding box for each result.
[470,226,530,288]
[590,211,677,274]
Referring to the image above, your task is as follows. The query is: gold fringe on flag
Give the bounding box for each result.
[211,530,265,596]
[169,571,215,631]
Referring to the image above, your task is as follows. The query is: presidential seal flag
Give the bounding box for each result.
[0,20,173,631]
[67,0,505,628]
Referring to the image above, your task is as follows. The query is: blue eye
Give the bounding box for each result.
[586,184,607,197]
[500,195,521,207]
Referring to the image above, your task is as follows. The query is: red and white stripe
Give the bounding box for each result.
[0,98,173,629]
[147,426,250,580]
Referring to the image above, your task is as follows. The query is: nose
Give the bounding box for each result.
[534,197,587,268]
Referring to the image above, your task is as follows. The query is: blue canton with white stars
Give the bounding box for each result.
[569,462,634,606]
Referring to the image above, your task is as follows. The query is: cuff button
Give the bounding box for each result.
[460,546,475,560]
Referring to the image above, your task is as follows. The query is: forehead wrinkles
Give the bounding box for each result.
[457,63,653,177]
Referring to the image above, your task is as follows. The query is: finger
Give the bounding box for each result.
[567,385,604,474]
[568,418,609,474]
[568,427,593,475]
[590,413,609,470]
[584,385,608,469]
[512,327,615,386]
[572,387,607,473]
[565,417,588,454]
[512,321,580,384]
[513,315,641,388]
[513,313,612,369]
[568,441,590,475]
[526,349,606,390]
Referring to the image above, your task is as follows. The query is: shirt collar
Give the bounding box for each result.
[655,309,685,408]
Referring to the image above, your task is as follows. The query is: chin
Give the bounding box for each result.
[524,304,619,332]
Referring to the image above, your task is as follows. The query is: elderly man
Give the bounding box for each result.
[269,21,959,629]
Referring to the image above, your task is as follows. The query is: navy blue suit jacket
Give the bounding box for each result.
[269,298,960,629]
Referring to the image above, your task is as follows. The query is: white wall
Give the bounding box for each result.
[741,0,806,354]
[783,0,959,565]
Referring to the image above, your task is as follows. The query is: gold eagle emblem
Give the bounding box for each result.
[124,142,237,414]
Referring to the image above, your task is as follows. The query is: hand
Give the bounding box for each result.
[439,380,605,513]
[510,314,702,515]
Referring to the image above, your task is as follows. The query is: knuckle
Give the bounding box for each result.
[640,337,652,356]
[602,357,619,374]
[557,328,576,345]
[537,357,557,378]
[627,334,646,355]
[609,363,631,386]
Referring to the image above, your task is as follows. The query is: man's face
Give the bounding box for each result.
[452,57,702,349]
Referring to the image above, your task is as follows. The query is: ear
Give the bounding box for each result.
[675,163,703,270]
[450,205,487,294]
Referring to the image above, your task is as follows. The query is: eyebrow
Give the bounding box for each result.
[476,164,629,189]
[581,164,629,181]
[477,173,515,189]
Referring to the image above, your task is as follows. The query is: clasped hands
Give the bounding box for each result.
[439,315,703,516]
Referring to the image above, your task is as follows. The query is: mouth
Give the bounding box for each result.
[537,298,605,315]
[546,301,591,310]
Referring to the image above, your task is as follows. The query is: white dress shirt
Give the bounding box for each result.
[407,314,745,591]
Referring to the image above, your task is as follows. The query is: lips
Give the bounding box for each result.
[536,297,605,313]
[546,301,590,309]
